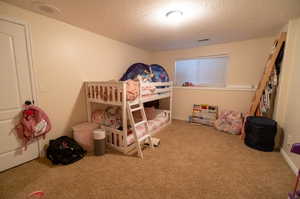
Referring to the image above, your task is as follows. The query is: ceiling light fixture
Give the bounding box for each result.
[32,1,61,15]
[165,10,183,22]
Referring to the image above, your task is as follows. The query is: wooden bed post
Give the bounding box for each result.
[169,81,173,123]
[85,82,92,122]
[122,82,128,153]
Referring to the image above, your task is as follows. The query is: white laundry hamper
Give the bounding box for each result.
[72,122,99,152]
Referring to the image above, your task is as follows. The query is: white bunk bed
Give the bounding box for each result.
[85,80,172,154]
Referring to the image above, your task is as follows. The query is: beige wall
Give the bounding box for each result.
[0,2,150,151]
[171,88,255,120]
[274,17,300,172]
[151,37,275,120]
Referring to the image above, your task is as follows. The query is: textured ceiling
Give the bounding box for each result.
[3,0,300,51]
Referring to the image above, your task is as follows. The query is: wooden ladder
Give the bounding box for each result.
[249,32,287,116]
[241,32,286,138]
[127,100,153,159]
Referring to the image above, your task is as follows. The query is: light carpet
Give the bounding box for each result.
[0,120,294,199]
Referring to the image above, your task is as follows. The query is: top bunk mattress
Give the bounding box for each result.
[86,80,172,105]
[126,80,171,102]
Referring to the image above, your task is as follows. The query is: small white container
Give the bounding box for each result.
[93,129,106,156]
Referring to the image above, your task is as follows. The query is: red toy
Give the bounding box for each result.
[182,82,194,87]
[28,191,44,198]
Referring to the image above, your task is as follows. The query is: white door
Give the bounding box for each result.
[0,19,39,172]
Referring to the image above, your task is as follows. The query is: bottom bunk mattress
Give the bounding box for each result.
[92,108,170,147]
[126,110,169,145]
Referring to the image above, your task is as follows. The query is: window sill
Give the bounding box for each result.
[173,86,256,92]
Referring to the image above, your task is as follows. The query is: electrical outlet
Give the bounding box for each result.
[286,135,300,146]
[287,135,293,145]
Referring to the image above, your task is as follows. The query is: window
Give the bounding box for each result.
[175,56,228,87]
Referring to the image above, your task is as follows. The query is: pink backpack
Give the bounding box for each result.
[15,104,51,148]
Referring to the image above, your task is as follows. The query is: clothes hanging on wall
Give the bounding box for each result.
[259,70,278,117]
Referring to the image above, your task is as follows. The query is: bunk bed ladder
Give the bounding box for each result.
[127,100,153,159]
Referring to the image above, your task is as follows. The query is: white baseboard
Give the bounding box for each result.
[172,116,186,121]
[281,148,298,175]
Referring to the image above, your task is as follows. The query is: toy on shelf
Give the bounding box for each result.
[289,143,300,199]
[190,104,218,126]
[182,82,194,87]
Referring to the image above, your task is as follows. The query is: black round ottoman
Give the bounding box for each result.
[244,116,277,152]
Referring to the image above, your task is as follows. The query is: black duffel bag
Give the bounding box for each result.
[46,136,86,165]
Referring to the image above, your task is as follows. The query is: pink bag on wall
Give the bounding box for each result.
[15,104,51,148]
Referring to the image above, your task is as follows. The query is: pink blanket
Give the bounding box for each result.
[126,80,140,101]
[214,110,243,135]
[126,80,156,101]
